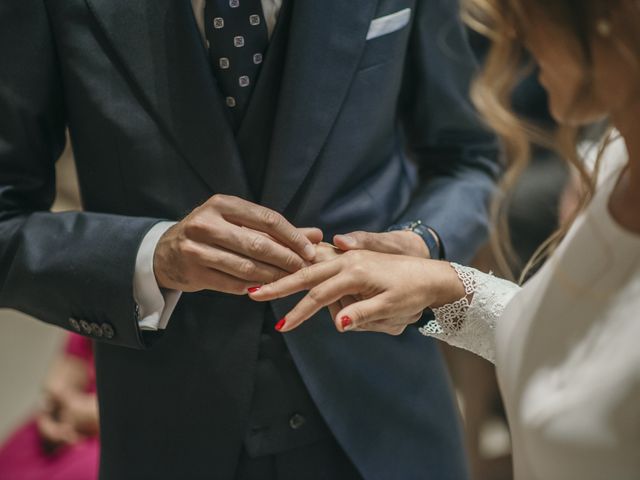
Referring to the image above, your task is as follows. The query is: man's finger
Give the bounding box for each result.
[277,273,357,332]
[249,260,342,302]
[299,227,323,244]
[213,222,308,273]
[213,195,317,261]
[334,231,402,254]
[251,227,323,245]
[186,242,287,283]
[195,267,257,295]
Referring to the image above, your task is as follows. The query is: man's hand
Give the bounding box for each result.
[154,194,322,294]
[333,230,430,258]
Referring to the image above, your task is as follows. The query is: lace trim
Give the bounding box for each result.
[418,263,521,364]
[419,263,474,336]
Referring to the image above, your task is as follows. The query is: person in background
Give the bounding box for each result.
[0,334,99,480]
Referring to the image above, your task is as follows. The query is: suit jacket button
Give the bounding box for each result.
[101,323,115,340]
[289,413,306,430]
[91,322,103,338]
[79,320,92,335]
[69,318,81,332]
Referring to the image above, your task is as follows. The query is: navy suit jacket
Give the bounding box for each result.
[0,0,498,478]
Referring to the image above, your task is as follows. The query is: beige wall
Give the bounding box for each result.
[0,142,81,440]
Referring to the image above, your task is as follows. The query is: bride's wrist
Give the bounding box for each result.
[424,260,468,309]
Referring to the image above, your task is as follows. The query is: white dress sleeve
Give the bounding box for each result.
[418,263,521,364]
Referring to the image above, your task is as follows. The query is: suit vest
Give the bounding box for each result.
[219,1,332,457]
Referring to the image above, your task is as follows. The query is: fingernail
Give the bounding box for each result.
[275,318,286,332]
[341,316,353,331]
[248,286,261,294]
[336,235,356,247]
[303,244,316,261]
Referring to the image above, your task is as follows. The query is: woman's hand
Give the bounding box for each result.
[249,250,465,334]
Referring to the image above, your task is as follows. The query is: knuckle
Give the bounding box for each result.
[288,229,304,246]
[380,298,396,316]
[299,266,313,286]
[261,209,283,229]
[248,235,268,256]
[343,249,363,261]
[208,193,228,208]
[179,239,200,258]
[349,262,367,277]
[284,253,304,270]
[394,326,407,336]
[238,260,257,277]
[307,287,325,305]
[184,218,210,238]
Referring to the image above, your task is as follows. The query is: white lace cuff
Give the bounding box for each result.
[419,263,520,364]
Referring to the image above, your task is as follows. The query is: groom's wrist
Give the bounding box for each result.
[387,220,445,260]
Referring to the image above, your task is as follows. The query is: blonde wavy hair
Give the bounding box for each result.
[461,0,617,281]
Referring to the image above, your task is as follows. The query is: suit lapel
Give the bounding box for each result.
[85,0,252,200]
[261,0,378,212]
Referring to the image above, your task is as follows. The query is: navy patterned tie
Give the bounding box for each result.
[204,0,269,129]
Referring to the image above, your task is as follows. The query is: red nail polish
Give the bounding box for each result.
[275,318,286,331]
[341,316,352,330]
[248,286,261,293]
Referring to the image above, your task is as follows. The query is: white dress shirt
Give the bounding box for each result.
[135,0,283,331]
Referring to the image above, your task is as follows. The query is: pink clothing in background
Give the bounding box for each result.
[0,334,99,480]
[64,332,96,394]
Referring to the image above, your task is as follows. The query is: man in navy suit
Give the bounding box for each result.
[0,0,498,478]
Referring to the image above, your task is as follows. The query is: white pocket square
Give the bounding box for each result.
[366,8,412,40]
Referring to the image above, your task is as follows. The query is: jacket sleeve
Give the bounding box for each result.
[0,0,162,349]
[420,264,521,364]
[397,0,501,264]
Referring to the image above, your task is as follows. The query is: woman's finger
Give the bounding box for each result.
[340,295,358,309]
[352,321,408,336]
[326,293,357,329]
[277,273,358,332]
[352,313,421,334]
[335,294,398,332]
[328,302,341,324]
[249,259,343,301]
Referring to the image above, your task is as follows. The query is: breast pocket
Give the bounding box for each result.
[358,7,412,71]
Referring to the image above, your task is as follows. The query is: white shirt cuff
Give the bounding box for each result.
[134,221,182,331]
